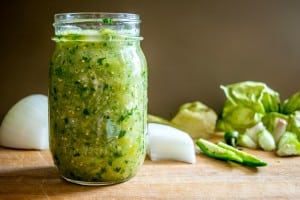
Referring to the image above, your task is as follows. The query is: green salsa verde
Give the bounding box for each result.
[49,24,147,185]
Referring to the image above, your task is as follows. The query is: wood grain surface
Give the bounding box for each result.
[0,146,300,199]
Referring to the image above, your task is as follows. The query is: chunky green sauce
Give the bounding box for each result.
[49,29,147,184]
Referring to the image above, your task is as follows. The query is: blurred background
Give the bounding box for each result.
[1,0,300,121]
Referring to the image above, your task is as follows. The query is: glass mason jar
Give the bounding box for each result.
[49,13,147,185]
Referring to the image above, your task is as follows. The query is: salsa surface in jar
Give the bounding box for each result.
[49,21,147,185]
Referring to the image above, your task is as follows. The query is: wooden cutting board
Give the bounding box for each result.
[0,145,300,199]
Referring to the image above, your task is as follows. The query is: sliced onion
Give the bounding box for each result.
[147,123,196,164]
[0,94,49,150]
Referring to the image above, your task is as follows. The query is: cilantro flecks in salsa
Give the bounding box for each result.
[49,29,147,184]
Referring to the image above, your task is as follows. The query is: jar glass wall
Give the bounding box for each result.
[49,13,147,186]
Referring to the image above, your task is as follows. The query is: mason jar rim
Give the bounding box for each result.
[54,12,141,24]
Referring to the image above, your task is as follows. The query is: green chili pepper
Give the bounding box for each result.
[224,131,239,147]
[196,139,243,163]
[217,142,267,167]
[196,139,267,167]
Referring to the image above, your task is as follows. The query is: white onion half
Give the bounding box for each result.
[147,123,196,164]
[0,94,49,150]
